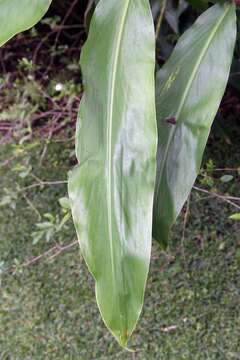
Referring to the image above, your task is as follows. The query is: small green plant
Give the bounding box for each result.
[31,209,71,245]
[0,0,238,347]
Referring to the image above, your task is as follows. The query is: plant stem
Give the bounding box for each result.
[193,186,240,210]
[156,0,167,41]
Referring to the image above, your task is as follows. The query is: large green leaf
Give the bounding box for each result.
[0,0,52,47]
[153,3,236,246]
[68,0,157,347]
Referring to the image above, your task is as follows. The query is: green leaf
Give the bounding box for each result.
[59,197,71,210]
[0,195,12,207]
[153,3,236,246]
[229,213,240,220]
[0,0,52,47]
[68,0,157,347]
[220,175,234,183]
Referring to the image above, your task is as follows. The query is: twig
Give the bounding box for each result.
[0,155,16,168]
[181,196,190,265]
[18,180,68,192]
[156,0,167,41]
[23,240,78,267]
[48,241,79,261]
[193,186,240,210]
[43,0,79,76]
[21,246,58,267]
[21,192,42,220]
[8,240,78,272]
[32,24,83,64]
[213,168,240,172]
[54,0,79,45]
[39,113,63,165]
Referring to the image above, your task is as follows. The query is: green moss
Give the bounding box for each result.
[0,127,240,359]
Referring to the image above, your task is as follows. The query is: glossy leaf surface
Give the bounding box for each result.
[68,0,157,347]
[153,3,236,246]
[0,0,52,47]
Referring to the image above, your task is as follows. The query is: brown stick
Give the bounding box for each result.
[193,186,240,210]
[8,240,78,273]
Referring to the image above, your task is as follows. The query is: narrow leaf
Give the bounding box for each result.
[153,3,236,246]
[0,0,52,47]
[68,0,157,347]
[220,174,234,183]
[229,213,240,220]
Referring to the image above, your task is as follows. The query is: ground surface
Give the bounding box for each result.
[0,119,239,359]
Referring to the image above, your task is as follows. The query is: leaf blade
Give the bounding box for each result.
[229,213,240,221]
[153,3,236,246]
[68,0,157,347]
[0,0,52,47]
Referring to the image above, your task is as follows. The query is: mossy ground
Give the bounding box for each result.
[0,116,239,359]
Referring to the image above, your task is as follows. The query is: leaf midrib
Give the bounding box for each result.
[106,0,130,282]
[155,4,231,199]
